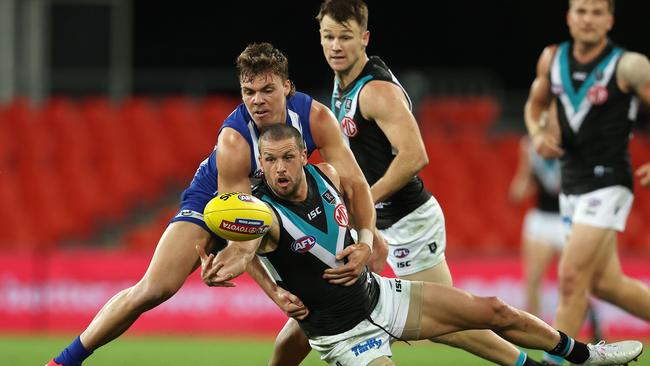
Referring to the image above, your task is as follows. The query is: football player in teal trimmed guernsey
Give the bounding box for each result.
[524,1,650,364]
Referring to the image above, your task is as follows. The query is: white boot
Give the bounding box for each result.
[581,340,643,366]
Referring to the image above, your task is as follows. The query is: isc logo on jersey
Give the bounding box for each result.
[291,236,316,253]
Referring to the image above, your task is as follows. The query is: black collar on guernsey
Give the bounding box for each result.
[336,55,386,95]
[568,39,614,70]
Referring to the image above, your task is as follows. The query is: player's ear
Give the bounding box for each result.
[301,148,308,166]
[283,79,291,97]
[362,30,369,48]
[606,14,614,31]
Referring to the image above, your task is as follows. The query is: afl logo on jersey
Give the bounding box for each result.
[587,85,608,105]
[341,117,358,137]
[334,204,349,227]
[393,248,410,259]
[291,235,316,253]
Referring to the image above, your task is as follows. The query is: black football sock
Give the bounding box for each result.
[547,330,589,364]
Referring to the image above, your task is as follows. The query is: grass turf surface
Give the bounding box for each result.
[3,335,648,365]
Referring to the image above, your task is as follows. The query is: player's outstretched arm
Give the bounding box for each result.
[197,207,277,287]
[196,238,261,287]
[636,163,650,188]
[618,52,650,189]
[359,80,429,203]
[525,46,564,159]
[245,210,309,319]
[508,137,535,203]
[366,229,388,274]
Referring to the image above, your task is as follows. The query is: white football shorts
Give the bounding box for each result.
[380,197,447,276]
[308,274,423,366]
[559,185,633,233]
[523,208,566,249]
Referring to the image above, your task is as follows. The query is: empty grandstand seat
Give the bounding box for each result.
[124,206,177,251]
[417,96,501,133]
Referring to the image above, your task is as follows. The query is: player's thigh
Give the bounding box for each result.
[591,233,624,295]
[368,356,395,366]
[270,318,311,366]
[559,223,612,277]
[400,259,452,286]
[418,281,498,339]
[523,239,558,281]
[141,221,213,290]
[275,318,308,346]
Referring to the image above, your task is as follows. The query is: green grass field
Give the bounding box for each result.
[2,334,648,365]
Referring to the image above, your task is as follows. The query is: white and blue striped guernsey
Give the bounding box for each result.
[170,92,316,237]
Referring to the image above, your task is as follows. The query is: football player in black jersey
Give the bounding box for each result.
[524,1,650,364]
[269,0,554,365]
[200,124,643,366]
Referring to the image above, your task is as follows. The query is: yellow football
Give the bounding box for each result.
[204,192,273,241]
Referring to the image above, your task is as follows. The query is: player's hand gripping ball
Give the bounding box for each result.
[204,192,273,241]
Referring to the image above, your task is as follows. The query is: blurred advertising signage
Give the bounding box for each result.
[0,252,648,337]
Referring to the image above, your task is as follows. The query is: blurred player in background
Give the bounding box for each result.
[268,1,547,365]
[509,131,602,341]
[201,123,643,366]
[510,131,565,317]
[46,42,379,366]
[524,0,650,364]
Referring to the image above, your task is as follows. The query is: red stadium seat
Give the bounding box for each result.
[417,96,501,134]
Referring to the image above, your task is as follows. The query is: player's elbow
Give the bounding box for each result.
[347,172,371,192]
[415,150,429,172]
[406,148,429,175]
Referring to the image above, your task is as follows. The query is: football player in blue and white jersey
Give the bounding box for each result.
[47,43,382,366]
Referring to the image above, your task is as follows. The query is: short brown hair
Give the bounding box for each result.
[316,0,369,31]
[236,42,295,96]
[259,124,305,152]
[569,0,614,13]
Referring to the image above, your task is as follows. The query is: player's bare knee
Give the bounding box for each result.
[557,267,588,298]
[431,331,463,347]
[591,273,618,301]
[486,296,518,329]
[129,280,179,310]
